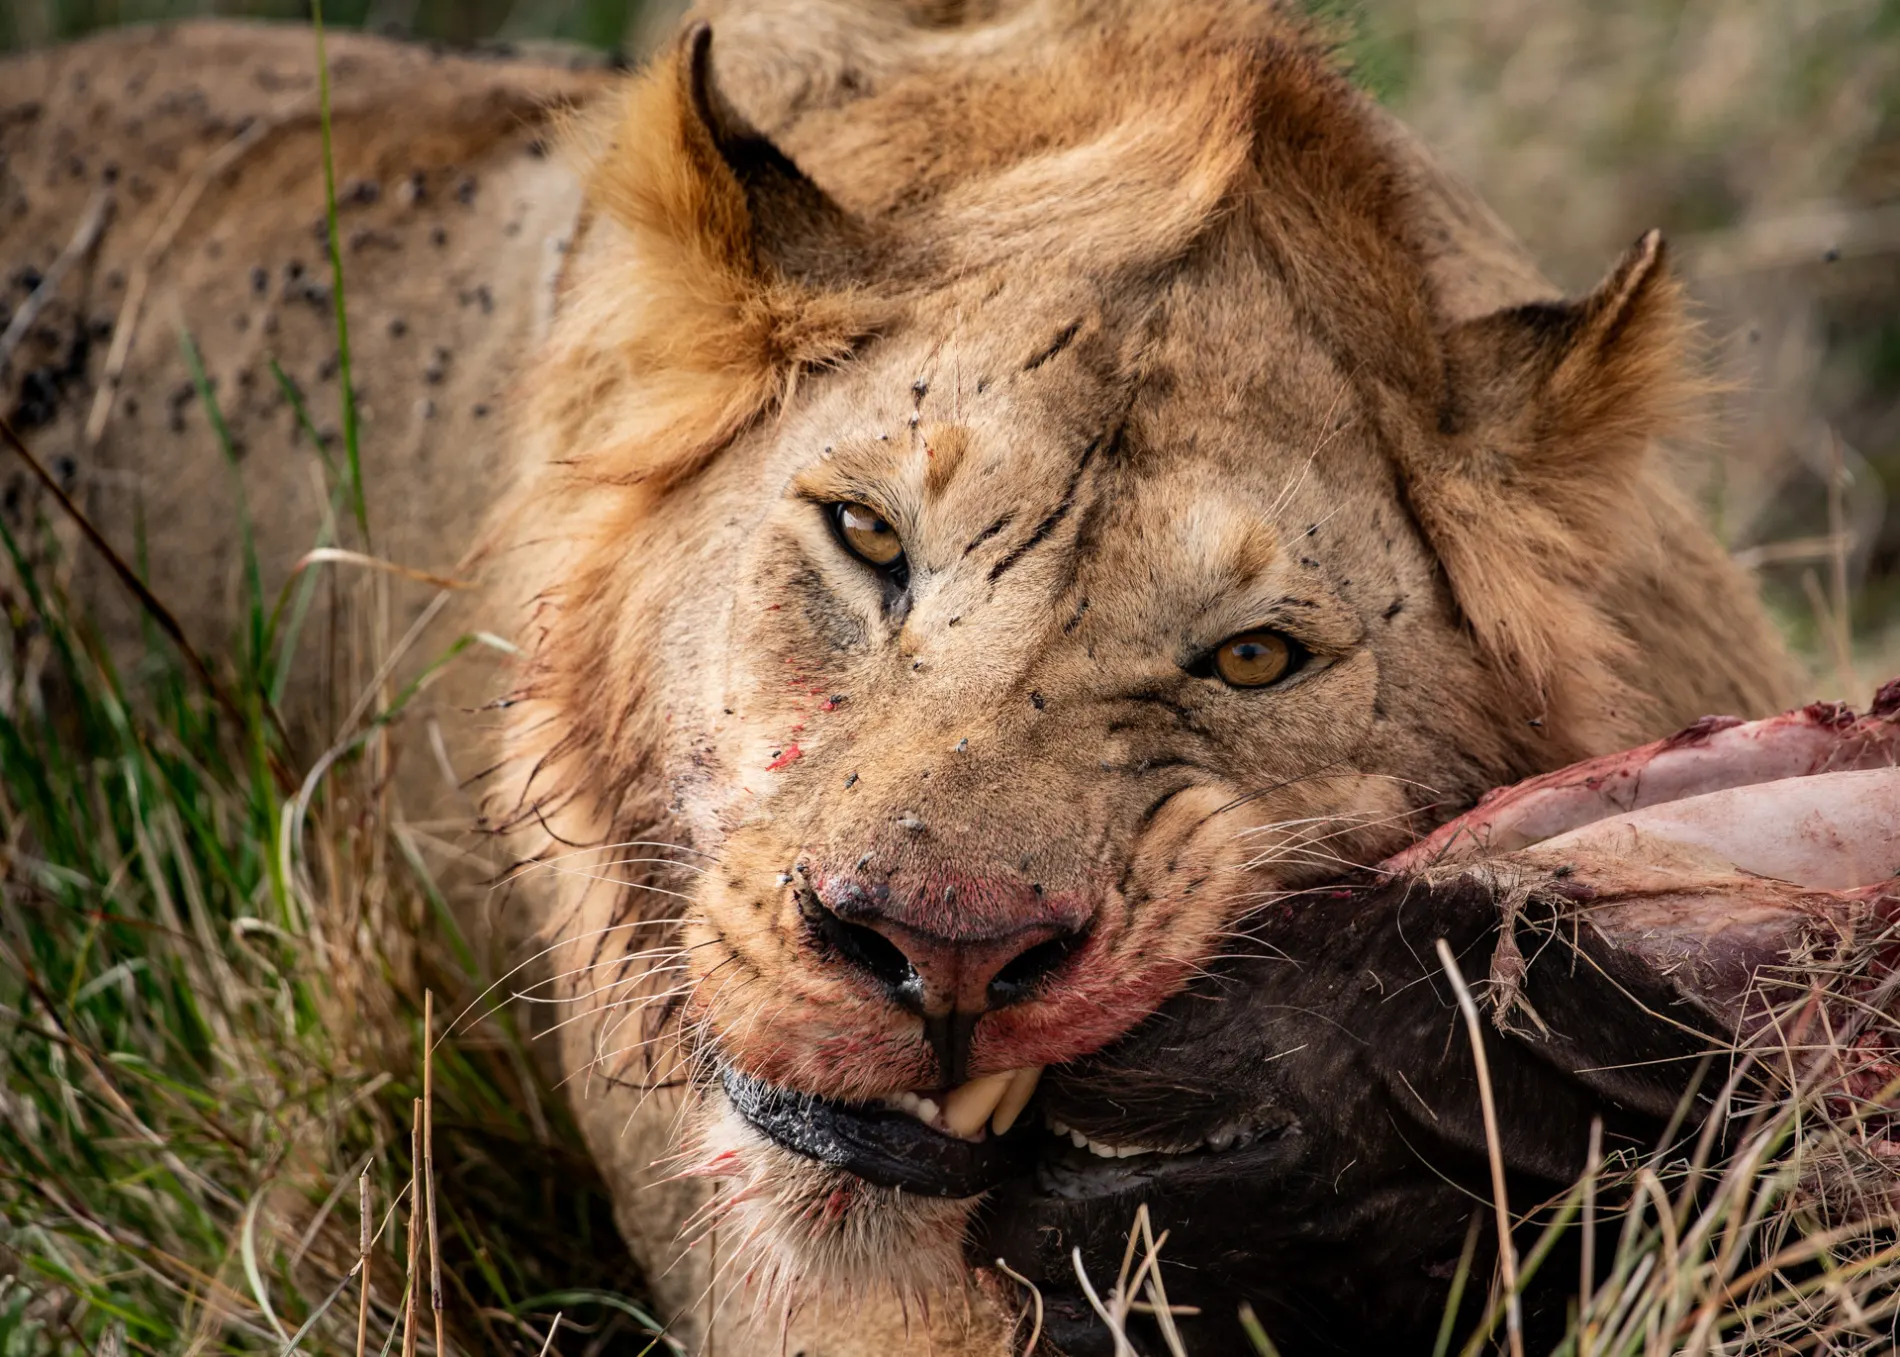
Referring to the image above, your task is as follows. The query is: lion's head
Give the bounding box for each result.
[493,0,1795,1318]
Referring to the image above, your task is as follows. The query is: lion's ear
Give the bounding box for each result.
[1403,231,1699,748]
[529,23,878,491]
[675,23,876,286]
[1438,230,1688,470]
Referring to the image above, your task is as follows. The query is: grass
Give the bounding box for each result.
[2,1,1898,1354]
[0,398,662,1355]
[1066,923,1900,1357]
[0,0,664,58]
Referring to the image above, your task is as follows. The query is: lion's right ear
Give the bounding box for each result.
[526,23,880,492]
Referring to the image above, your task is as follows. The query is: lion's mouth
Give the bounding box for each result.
[722,1062,1285,1199]
[720,1066,1041,1196]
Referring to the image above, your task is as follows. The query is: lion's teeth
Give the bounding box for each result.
[914,1096,940,1125]
[940,1071,1014,1139]
[1053,1123,1160,1160]
[1081,1135,1152,1159]
[990,1066,1043,1136]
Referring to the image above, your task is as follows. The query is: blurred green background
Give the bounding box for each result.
[1,0,673,54]
[5,0,1900,691]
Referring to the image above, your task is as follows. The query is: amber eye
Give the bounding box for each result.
[830,501,905,569]
[1211,630,1296,688]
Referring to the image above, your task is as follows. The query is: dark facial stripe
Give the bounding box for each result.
[962,511,1015,557]
[1022,321,1081,372]
[987,434,1101,586]
[1117,688,1213,739]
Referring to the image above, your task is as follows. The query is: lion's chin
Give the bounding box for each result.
[686,1084,982,1308]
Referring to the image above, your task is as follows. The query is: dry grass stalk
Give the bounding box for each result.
[0,186,111,373]
[80,114,286,449]
[1581,1115,1603,1354]
[426,990,447,1357]
[1825,429,1860,699]
[357,1155,374,1353]
[404,1101,423,1357]
[1437,938,1527,1357]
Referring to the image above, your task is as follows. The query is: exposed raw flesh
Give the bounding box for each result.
[1387,678,1900,873]
[1388,682,1900,1036]
[1526,768,1900,891]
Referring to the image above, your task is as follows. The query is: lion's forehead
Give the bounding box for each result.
[756,307,1413,640]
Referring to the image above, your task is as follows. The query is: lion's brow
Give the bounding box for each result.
[985,433,1102,586]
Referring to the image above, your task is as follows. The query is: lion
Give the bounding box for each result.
[2,4,1800,1353]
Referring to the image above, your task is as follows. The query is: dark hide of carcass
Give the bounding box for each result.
[974,683,1900,1357]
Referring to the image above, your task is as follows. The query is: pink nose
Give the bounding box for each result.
[806,871,1089,1084]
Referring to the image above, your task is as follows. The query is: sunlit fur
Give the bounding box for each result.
[487,2,1799,1349]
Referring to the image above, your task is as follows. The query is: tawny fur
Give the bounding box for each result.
[4,6,1801,1355]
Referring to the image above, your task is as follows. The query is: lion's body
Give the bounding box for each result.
[0,21,598,737]
[4,8,1799,1355]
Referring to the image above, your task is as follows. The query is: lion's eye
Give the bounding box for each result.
[830,501,905,569]
[1210,630,1297,688]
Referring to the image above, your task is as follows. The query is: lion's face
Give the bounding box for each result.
[687,332,1422,1091]
[506,3,1795,1317]
[624,277,1515,1292]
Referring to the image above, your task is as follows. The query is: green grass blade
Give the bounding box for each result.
[310,0,369,547]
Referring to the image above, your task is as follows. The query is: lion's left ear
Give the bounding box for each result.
[1437,230,1688,474]
[1401,231,1699,748]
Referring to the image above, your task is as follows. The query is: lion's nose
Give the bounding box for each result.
[805,872,1087,1085]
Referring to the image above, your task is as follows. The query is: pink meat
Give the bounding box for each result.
[1385,677,1900,874]
[1532,767,1900,891]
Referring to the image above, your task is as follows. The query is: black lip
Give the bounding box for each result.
[721,1067,1032,1197]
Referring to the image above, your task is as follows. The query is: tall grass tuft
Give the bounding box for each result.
[4,345,676,1357]
[0,397,662,1357]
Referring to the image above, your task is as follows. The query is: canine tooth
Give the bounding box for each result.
[1069,1128,1089,1149]
[941,1071,1014,1139]
[914,1097,941,1125]
[990,1066,1044,1136]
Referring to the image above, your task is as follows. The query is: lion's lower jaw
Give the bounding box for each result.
[687,1094,979,1312]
